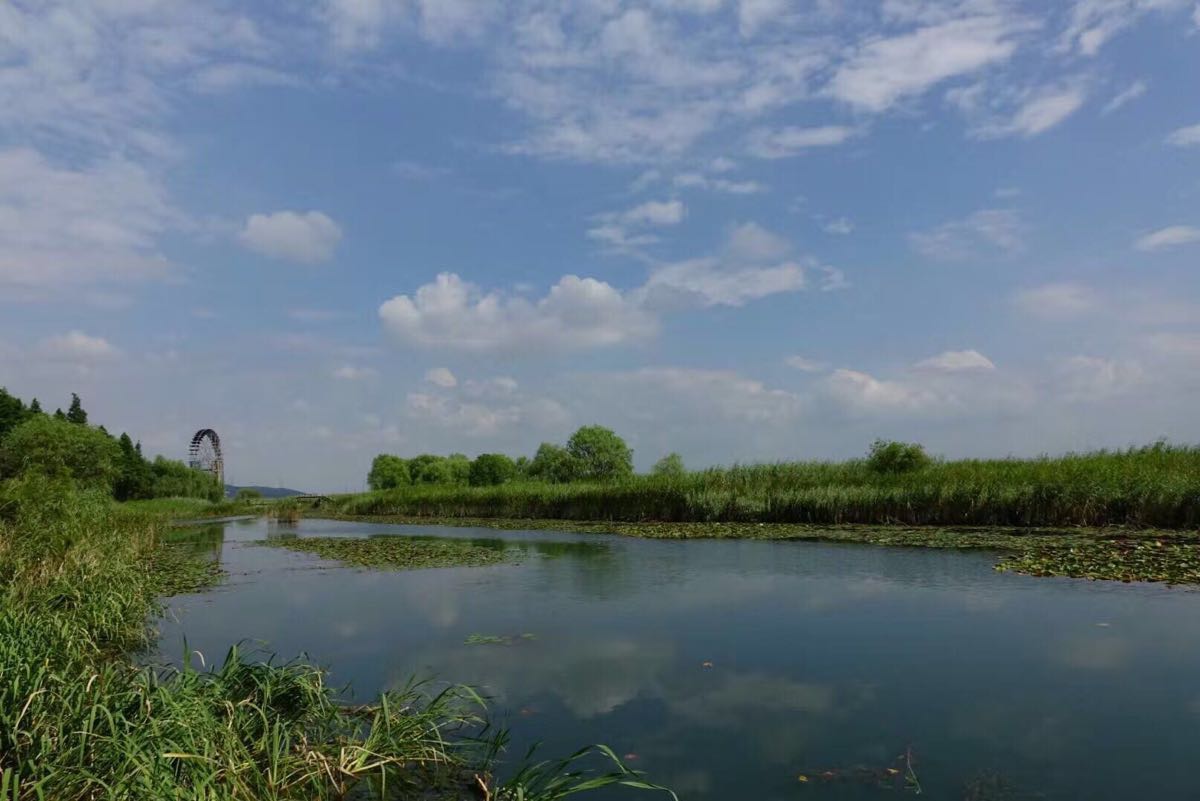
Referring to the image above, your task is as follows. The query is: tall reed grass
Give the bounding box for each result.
[0,475,672,800]
[333,443,1200,529]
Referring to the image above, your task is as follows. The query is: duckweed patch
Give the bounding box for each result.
[261,535,514,570]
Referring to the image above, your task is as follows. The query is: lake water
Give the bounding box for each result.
[156,518,1200,800]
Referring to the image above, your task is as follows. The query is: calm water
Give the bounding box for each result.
[157,518,1200,800]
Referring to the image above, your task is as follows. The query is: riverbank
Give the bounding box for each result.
[0,478,671,800]
[333,444,1200,529]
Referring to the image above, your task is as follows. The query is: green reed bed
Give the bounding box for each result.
[332,443,1200,529]
[0,476,672,801]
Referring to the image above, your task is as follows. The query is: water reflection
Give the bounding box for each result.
[156,518,1200,800]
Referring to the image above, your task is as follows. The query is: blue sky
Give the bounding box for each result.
[2,0,1199,490]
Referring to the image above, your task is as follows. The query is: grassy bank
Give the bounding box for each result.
[0,477,672,800]
[331,443,1200,529]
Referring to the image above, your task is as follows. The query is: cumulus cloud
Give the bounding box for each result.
[914,349,996,372]
[239,211,343,264]
[424,367,458,388]
[1166,123,1200,147]
[1135,225,1200,251]
[379,272,656,353]
[910,209,1023,260]
[1014,282,1101,319]
[588,199,685,253]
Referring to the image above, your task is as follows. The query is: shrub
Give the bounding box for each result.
[651,453,686,478]
[867,439,932,474]
[470,453,518,486]
[0,415,122,492]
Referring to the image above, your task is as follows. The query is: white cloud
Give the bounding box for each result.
[1014,282,1100,319]
[738,0,789,37]
[1059,0,1189,56]
[914,349,996,372]
[1166,123,1200,147]
[622,199,686,226]
[379,272,656,353]
[746,125,856,158]
[822,217,854,235]
[826,15,1033,112]
[0,148,178,291]
[333,365,378,380]
[239,211,343,264]
[640,223,818,308]
[785,355,827,372]
[424,367,458,388]
[672,172,767,194]
[1101,80,1147,114]
[1057,355,1144,400]
[910,209,1023,260]
[825,368,940,414]
[977,84,1087,138]
[38,331,119,363]
[1135,225,1200,251]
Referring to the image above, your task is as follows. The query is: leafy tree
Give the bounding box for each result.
[28,398,41,415]
[235,487,263,501]
[53,409,66,421]
[469,453,518,486]
[0,415,122,492]
[368,454,410,490]
[866,439,932,474]
[0,387,28,442]
[66,393,88,425]
[651,452,686,478]
[566,425,633,482]
[528,443,581,483]
[113,432,154,501]
[409,454,454,485]
[446,454,471,485]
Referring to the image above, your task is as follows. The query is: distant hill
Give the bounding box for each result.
[225,485,306,499]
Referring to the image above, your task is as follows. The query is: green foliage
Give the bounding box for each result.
[368,454,411,490]
[235,487,263,501]
[0,415,122,492]
[66,392,88,425]
[866,439,932,474]
[0,387,29,443]
[470,453,518,486]
[567,426,633,482]
[338,442,1200,529]
[446,453,472,485]
[529,443,582,483]
[114,433,154,501]
[27,398,41,415]
[149,456,224,502]
[651,453,686,478]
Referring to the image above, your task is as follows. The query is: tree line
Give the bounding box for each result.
[0,387,222,501]
[368,425,692,489]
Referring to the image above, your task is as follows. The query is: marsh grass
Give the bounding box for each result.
[333,443,1200,529]
[0,476,674,800]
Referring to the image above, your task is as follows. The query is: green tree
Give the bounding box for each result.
[409,454,453,485]
[0,415,122,492]
[866,439,932,474]
[0,387,28,442]
[446,454,471,485]
[66,393,88,425]
[53,408,66,421]
[469,453,518,486]
[28,398,41,414]
[566,425,633,482]
[149,457,222,501]
[235,487,263,501]
[367,454,410,490]
[528,443,581,483]
[651,452,686,478]
[113,432,154,501]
